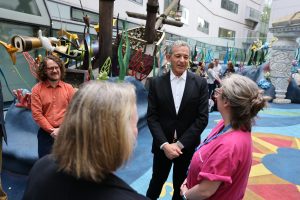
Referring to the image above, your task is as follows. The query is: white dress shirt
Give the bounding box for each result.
[170,70,187,114]
[160,70,187,150]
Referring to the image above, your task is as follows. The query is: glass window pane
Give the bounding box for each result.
[129,0,143,4]
[218,27,236,40]
[71,7,99,25]
[221,0,238,14]
[0,0,41,16]
[197,17,209,34]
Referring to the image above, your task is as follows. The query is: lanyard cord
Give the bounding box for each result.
[196,124,232,151]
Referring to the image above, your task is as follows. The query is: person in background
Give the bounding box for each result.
[31,55,76,158]
[224,62,235,77]
[23,81,149,200]
[180,74,267,200]
[213,58,222,79]
[0,80,7,200]
[196,61,207,78]
[146,40,208,200]
[207,62,221,98]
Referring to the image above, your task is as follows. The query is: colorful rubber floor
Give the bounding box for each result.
[2,103,300,200]
[127,103,300,200]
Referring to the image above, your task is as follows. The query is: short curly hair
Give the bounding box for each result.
[37,55,65,81]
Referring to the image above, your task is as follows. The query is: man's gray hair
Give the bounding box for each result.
[166,40,190,55]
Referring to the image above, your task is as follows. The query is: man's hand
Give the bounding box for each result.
[163,143,182,160]
[50,128,60,139]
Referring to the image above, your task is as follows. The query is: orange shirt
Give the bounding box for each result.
[31,80,75,133]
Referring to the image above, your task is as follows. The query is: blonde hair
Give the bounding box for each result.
[221,74,267,131]
[52,81,137,182]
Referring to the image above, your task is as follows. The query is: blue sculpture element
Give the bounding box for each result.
[257,79,271,89]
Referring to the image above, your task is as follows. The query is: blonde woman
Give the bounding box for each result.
[180,74,267,200]
[195,61,207,78]
[23,81,149,200]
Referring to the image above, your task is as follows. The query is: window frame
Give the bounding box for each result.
[197,17,209,34]
[129,0,143,5]
[0,0,50,26]
[221,0,238,14]
[218,27,236,40]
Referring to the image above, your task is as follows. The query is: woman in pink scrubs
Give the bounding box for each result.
[180,74,267,200]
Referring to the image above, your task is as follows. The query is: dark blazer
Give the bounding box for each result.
[23,155,149,200]
[147,71,208,153]
[0,80,6,144]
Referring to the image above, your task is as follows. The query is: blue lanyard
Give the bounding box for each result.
[196,124,232,151]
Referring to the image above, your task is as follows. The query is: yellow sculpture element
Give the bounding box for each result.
[97,57,111,80]
[94,24,100,33]
[251,39,262,52]
[268,37,278,48]
[0,41,18,64]
[56,29,80,65]
[159,182,174,198]
[94,19,117,33]
[251,37,278,52]
[57,29,78,41]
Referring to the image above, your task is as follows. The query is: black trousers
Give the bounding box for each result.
[37,128,54,158]
[146,150,193,200]
[208,83,216,98]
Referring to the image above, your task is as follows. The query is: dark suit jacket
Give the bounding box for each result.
[0,80,7,144]
[23,155,149,200]
[147,71,208,153]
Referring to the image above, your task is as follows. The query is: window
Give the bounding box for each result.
[218,27,236,40]
[180,7,189,24]
[221,0,238,14]
[164,0,180,19]
[197,17,209,34]
[71,7,99,25]
[249,7,260,20]
[129,0,143,4]
[0,1,41,16]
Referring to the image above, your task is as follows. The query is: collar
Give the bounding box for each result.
[170,70,187,81]
[45,80,62,88]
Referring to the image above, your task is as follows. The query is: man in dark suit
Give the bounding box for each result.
[146,40,208,200]
[0,80,7,200]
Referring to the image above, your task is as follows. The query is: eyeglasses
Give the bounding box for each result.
[46,66,60,71]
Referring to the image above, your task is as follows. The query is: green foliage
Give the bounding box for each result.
[117,21,131,81]
[97,57,111,81]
